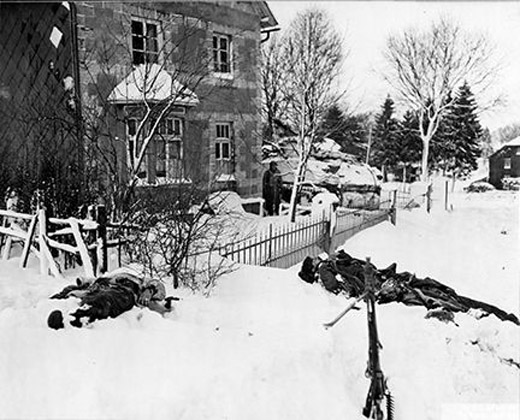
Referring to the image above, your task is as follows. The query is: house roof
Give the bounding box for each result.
[107,64,199,106]
[489,135,520,158]
[237,1,279,30]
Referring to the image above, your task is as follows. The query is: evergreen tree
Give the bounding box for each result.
[370,96,401,173]
[429,93,457,174]
[320,105,367,160]
[398,110,422,178]
[445,82,483,178]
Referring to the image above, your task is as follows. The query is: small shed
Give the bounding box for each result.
[489,137,520,188]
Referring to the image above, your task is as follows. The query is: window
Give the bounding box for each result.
[159,118,182,137]
[215,123,232,160]
[156,118,184,179]
[212,33,231,73]
[156,139,183,178]
[132,19,159,65]
[504,158,512,170]
[127,118,137,166]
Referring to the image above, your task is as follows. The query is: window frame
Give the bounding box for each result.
[155,118,184,180]
[215,122,232,161]
[131,17,160,66]
[504,157,512,170]
[212,33,232,75]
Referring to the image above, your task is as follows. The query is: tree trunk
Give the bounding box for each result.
[288,159,306,223]
[420,136,430,182]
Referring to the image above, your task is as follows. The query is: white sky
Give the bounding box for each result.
[267,1,520,131]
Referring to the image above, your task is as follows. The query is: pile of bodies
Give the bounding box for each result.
[299,250,519,326]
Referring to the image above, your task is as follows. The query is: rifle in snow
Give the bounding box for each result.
[323,292,367,329]
[321,257,395,419]
[362,258,394,420]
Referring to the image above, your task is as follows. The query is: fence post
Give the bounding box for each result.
[267,223,273,263]
[390,189,397,225]
[426,183,432,213]
[86,205,98,274]
[96,204,108,274]
[444,180,449,211]
[38,208,49,275]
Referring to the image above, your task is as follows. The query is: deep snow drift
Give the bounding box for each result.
[0,190,518,420]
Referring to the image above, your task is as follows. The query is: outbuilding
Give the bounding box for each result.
[489,137,520,189]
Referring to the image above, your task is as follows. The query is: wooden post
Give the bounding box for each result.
[86,205,97,274]
[390,190,397,226]
[70,219,95,278]
[444,180,449,211]
[426,183,432,213]
[38,208,49,275]
[20,214,38,268]
[96,204,108,274]
[391,189,397,209]
[268,223,273,264]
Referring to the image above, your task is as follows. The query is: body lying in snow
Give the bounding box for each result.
[299,250,519,326]
[47,270,176,329]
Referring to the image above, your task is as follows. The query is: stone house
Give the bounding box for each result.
[0,1,278,213]
[76,1,278,202]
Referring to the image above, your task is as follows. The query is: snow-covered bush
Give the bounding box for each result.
[501,177,520,191]
[465,181,495,193]
[122,190,238,296]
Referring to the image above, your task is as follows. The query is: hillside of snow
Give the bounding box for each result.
[0,189,518,420]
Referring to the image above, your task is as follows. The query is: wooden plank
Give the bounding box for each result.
[49,217,97,230]
[39,235,63,279]
[46,237,78,255]
[2,236,12,260]
[0,226,27,240]
[48,227,74,237]
[69,219,95,278]
[0,209,35,221]
[38,209,49,275]
[19,214,38,268]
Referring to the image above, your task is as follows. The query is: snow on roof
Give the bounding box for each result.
[107,64,199,106]
[504,136,520,147]
[315,137,342,154]
[275,157,379,187]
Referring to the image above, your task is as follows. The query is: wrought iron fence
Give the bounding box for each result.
[331,208,391,252]
[219,207,393,269]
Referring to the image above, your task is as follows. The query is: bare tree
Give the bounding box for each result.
[280,8,344,222]
[260,38,288,144]
[81,12,224,218]
[383,18,497,181]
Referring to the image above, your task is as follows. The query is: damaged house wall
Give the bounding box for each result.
[0,2,83,215]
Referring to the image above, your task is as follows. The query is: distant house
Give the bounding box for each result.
[489,137,520,188]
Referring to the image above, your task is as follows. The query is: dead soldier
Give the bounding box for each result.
[47,270,175,329]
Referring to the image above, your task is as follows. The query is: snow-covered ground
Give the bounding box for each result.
[0,189,518,420]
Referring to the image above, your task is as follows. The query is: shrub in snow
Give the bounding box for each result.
[501,177,520,191]
[121,190,240,295]
[465,181,495,193]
